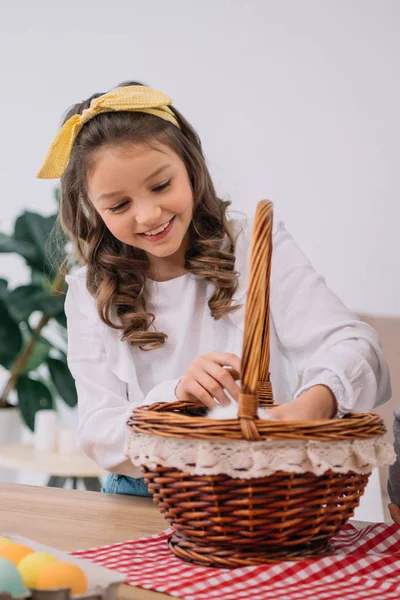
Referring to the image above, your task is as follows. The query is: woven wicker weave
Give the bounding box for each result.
[128,200,386,567]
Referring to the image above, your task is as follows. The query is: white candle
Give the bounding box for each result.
[34,410,58,452]
[58,428,78,456]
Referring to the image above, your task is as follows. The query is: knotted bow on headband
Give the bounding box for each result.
[37,85,180,179]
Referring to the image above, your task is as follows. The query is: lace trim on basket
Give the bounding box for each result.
[125,431,395,479]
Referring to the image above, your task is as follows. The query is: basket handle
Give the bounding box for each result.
[238,201,273,440]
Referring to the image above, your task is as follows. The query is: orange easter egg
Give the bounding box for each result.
[0,544,34,566]
[35,562,88,594]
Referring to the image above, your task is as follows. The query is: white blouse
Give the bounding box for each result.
[65,218,391,477]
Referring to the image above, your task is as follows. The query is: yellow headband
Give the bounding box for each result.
[37,85,180,179]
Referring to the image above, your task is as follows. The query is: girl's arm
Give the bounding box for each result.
[269,222,391,419]
[65,276,179,475]
[65,279,140,475]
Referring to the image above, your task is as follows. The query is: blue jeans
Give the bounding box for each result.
[102,473,152,497]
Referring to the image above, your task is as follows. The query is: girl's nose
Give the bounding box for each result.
[135,203,162,228]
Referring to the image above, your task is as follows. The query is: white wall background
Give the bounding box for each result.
[0,0,399,315]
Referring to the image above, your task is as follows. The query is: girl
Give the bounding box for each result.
[37,81,391,497]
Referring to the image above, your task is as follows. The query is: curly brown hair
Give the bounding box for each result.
[59,81,240,350]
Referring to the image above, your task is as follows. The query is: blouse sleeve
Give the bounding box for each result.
[65,274,179,475]
[269,222,392,416]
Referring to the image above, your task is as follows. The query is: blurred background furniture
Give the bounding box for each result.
[0,443,105,491]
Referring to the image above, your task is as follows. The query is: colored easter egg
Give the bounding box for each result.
[0,536,12,549]
[36,561,88,594]
[0,543,34,566]
[18,551,58,588]
[0,557,27,597]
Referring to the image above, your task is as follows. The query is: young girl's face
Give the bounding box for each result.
[86,141,194,267]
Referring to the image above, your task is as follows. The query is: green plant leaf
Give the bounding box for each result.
[16,375,54,431]
[0,233,37,264]
[47,357,77,407]
[9,284,65,321]
[0,278,8,301]
[30,270,47,287]
[25,322,67,358]
[0,299,23,368]
[14,212,57,272]
[22,338,51,374]
[7,285,40,321]
[54,312,67,328]
[14,211,56,251]
[1,211,67,276]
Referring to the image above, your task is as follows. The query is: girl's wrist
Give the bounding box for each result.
[296,385,338,419]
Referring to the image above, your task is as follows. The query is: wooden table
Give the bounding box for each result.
[0,483,380,599]
[0,483,169,599]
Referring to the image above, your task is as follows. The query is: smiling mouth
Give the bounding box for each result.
[141,217,174,236]
[138,216,176,241]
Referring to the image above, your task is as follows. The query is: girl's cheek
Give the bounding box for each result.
[169,190,194,212]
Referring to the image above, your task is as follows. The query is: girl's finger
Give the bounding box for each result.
[197,358,241,401]
[192,369,231,405]
[205,352,241,374]
[186,380,218,409]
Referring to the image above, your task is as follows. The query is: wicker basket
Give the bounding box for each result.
[128,200,387,568]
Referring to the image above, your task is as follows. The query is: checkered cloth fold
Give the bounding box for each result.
[71,523,400,600]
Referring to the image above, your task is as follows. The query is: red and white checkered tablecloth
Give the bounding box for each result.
[71,523,400,600]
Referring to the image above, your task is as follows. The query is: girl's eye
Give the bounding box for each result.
[108,200,129,213]
[152,180,171,193]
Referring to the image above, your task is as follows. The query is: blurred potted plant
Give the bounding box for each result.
[0,197,77,438]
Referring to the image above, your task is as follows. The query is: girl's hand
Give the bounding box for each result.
[389,504,400,524]
[267,385,338,421]
[175,352,241,408]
